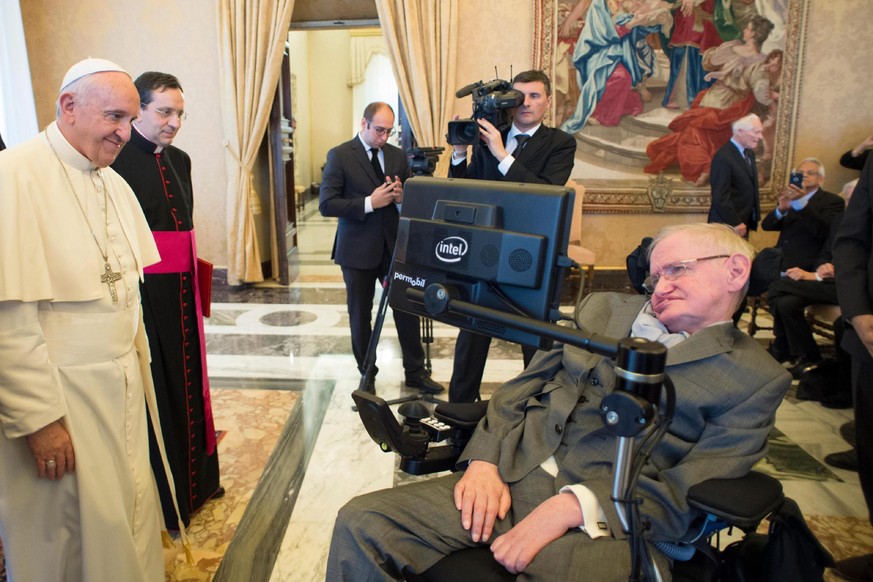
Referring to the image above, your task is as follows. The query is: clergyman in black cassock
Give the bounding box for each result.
[111,72,221,528]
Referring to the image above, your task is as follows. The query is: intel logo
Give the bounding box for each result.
[435,236,468,263]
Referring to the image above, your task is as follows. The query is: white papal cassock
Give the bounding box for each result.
[0,122,166,581]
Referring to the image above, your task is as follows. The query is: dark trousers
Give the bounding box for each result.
[767,279,837,359]
[853,354,873,524]
[342,259,425,378]
[448,330,537,403]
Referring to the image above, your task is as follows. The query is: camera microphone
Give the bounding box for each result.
[455,82,481,99]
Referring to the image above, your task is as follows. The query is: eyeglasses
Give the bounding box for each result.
[143,104,188,121]
[367,123,395,136]
[643,255,730,293]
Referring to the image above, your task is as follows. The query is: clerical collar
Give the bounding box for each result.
[46,121,97,172]
[131,124,163,153]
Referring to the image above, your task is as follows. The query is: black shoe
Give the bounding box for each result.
[825,449,858,472]
[821,392,853,409]
[789,357,823,380]
[405,372,445,394]
[833,553,873,582]
[841,421,857,447]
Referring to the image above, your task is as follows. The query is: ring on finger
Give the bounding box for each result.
[46,459,57,469]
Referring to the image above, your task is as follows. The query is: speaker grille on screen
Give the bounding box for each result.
[475,319,506,335]
[480,244,499,267]
[508,248,533,272]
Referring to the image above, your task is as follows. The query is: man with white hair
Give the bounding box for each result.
[763,158,845,372]
[0,58,167,580]
[708,113,764,238]
[327,223,790,581]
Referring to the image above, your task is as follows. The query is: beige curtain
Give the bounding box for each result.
[375,0,458,175]
[217,0,295,285]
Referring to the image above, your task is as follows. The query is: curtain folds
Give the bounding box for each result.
[217,0,295,285]
[375,0,458,175]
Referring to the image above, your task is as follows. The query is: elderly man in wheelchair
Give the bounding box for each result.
[327,223,793,581]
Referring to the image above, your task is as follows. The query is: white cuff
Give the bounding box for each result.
[497,154,514,176]
[560,484,611,539]
[365,196,374,214]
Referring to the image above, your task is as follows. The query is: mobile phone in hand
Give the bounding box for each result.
[789,172,803,188]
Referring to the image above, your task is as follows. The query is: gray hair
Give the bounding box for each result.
[794,157,826,178]
[55,74,99,118]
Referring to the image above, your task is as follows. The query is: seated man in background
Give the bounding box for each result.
[767,178,855,377]
[762,158,845,369]
[327,223,791,581]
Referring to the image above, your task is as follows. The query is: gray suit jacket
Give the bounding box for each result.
[460,292,790,542]
[319,136,411,269]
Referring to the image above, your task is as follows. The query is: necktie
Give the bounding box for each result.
[743,149,754,169]
[514,134,530,153]
[370,148,385,182]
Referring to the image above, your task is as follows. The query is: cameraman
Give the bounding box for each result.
[448,70,577,403]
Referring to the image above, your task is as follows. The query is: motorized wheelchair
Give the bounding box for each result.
[350,237,820,581]
[353,390,787,582]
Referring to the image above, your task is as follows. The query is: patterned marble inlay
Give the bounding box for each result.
[164,388,299,581]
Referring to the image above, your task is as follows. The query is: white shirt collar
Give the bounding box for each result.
[507,122,542,143]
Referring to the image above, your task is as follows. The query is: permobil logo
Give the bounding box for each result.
[435,236,468,263]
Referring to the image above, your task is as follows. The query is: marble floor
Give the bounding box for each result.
[5,200,865,582]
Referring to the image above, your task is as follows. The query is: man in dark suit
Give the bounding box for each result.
[319,102,442,395]
[763,158,846,370]
[326,224,790,580]
[447,70,577,403]
[707,113,763,238]
[832,156,873,581]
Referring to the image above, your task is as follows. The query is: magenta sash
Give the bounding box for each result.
[144,230,216,454]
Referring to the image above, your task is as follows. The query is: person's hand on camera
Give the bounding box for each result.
[453,460,511,543]
[777,183,803,211]
[370,181,398,209]
[477,119,508,162]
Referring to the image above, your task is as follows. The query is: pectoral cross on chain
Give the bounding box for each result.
[101,262,122,303]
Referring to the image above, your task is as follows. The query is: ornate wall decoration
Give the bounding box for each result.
[535,0,808,215]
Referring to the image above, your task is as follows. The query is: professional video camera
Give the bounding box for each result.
[407,146,445,176]
[446,79,523,146]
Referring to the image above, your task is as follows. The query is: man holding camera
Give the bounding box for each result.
[320,102,444,395]
[448,69,577,403]
[761,158,844,370]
